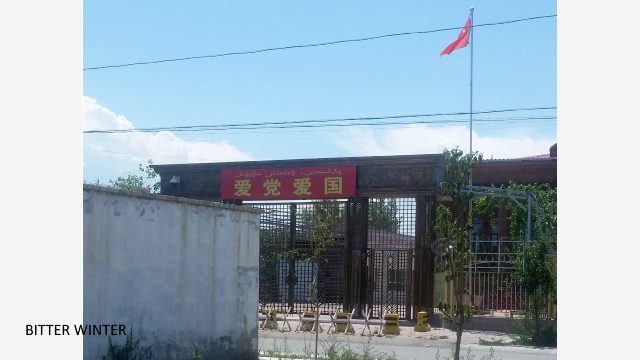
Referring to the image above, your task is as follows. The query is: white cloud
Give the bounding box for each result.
[336,124,555,159]
[83,96,252,181]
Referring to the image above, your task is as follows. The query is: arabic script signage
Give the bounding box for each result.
[221,165,356,200]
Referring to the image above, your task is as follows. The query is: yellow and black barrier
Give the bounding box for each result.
[414,311,431,332]
[382,313,400,335]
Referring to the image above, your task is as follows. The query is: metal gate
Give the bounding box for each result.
[365,198,415,319]
[368,249,412,319]
[254,201,347,315]
[254,197,417,319]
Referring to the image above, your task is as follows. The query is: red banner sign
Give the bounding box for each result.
[221,165,356,200]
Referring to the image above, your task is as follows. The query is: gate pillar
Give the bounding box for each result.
[426,195,436,310]
[344,197,368,318]
[287,204,296,310]
[413,195,435,319]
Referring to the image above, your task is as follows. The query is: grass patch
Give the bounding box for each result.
[436,346,497,360]
[258,335,397,360]
[322,335,397,360]
[429,335,449,340]
[479,337,509,346]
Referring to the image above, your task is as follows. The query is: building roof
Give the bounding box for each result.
[490,143,557,161]
[471,143,557,187]
[517,153,552,160]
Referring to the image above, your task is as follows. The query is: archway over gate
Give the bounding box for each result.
[153,154,444,320]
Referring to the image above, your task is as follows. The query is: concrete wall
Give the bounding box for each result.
[83,185,260,359]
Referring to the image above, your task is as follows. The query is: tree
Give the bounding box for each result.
[369,198,402,233]
[108,159,160,193]
[433,147,482,360]
[303,200,336,360]
[258,228,283,305]
[298,198,402,235]
[270,200,338,359]
[298,200,345,233]
[508,183,557,346]
[467,182,557,346]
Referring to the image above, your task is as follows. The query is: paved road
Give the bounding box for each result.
[259,332,557,360]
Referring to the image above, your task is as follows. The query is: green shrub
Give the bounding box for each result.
[103,329,154,360]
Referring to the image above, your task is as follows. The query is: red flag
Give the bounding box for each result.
[440,17,471,56]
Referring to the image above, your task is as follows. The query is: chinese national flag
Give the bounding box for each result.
[440,17,471,56]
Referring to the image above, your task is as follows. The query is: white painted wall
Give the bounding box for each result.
[83,185,259,359]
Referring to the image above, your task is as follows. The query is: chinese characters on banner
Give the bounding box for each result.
[220,166,356,200]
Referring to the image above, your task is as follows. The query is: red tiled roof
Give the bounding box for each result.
[516,153,551,160]
[491,143,557,161]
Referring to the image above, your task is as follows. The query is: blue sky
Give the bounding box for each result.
[83,1,557,183]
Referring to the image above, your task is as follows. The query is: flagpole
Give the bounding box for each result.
[469,7,475,218]
[469,7,474,158]
[468,7,475,306]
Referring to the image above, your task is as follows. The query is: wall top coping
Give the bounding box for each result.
[83,184,261,214]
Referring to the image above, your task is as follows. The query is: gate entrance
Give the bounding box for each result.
[255,201,347,315]
[368,248,412,319]
[254,197,417,319]
[152,154,444,320]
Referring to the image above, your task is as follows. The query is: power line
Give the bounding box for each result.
[83,14,556,71]
[190,117,556,136]
[84,106,555,134]
[84,116,555,137]
[86,115,556,134]
[84,118,557,161]
[84,119,556,160]
[148,116,556,133]
[84,116,555,138]
[84,148,219,162]
[84,115,556,134]
[83,117,555,147]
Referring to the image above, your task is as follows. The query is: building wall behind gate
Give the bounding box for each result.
[82,185,260,360]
